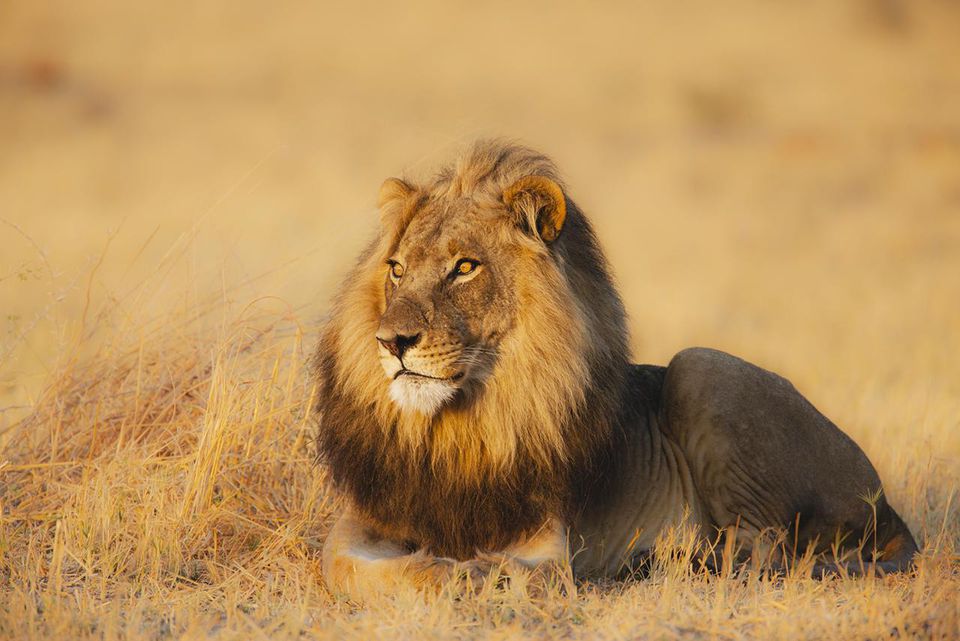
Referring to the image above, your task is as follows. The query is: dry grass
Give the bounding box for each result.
[0,259,957,640]
[3,0,960,638]
[0,263,958,639]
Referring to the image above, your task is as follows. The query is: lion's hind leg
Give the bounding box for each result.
[874,504,919,571]
[661,347,919,577]
[694,517,917,579]
[810,505,918,577]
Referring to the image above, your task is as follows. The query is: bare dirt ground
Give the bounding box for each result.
[1,1,959,638]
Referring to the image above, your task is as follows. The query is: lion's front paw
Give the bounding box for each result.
[414,553,570,597]
[475,554,574,598]
[413,556,490,595]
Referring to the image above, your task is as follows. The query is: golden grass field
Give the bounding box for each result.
[2,0,959,638]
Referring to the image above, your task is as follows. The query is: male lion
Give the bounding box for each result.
[313,139,917,600]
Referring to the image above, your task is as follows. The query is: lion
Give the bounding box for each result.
[313,139,917,600]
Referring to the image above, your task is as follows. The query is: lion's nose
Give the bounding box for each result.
[376,331,421,360]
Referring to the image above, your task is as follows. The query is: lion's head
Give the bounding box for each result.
[314,140,630,557]
[375,165,589,416]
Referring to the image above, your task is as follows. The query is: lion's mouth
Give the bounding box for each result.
[394,369,465,383]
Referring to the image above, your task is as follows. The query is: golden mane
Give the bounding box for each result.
[313,140,630,558]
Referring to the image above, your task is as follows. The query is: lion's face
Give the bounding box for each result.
[376,202,519,415]
[374,174,567,416]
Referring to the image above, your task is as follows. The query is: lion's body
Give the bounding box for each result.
[571,355,916,577]
[314,140,916,600]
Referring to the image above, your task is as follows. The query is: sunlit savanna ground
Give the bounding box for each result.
[1,0,959,638]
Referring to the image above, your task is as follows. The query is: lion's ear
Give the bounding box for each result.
[378,177,415,209]
[378,177,417,234]
[502,176,567,243]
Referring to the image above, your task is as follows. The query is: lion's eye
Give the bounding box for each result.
[388,261,404,281]
[454,259,479,277]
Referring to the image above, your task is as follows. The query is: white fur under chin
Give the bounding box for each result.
[388,377,456,416]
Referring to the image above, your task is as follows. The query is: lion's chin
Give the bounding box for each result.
[388,377,457,416]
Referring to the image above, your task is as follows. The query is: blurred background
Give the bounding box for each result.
[2,0,959,428]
